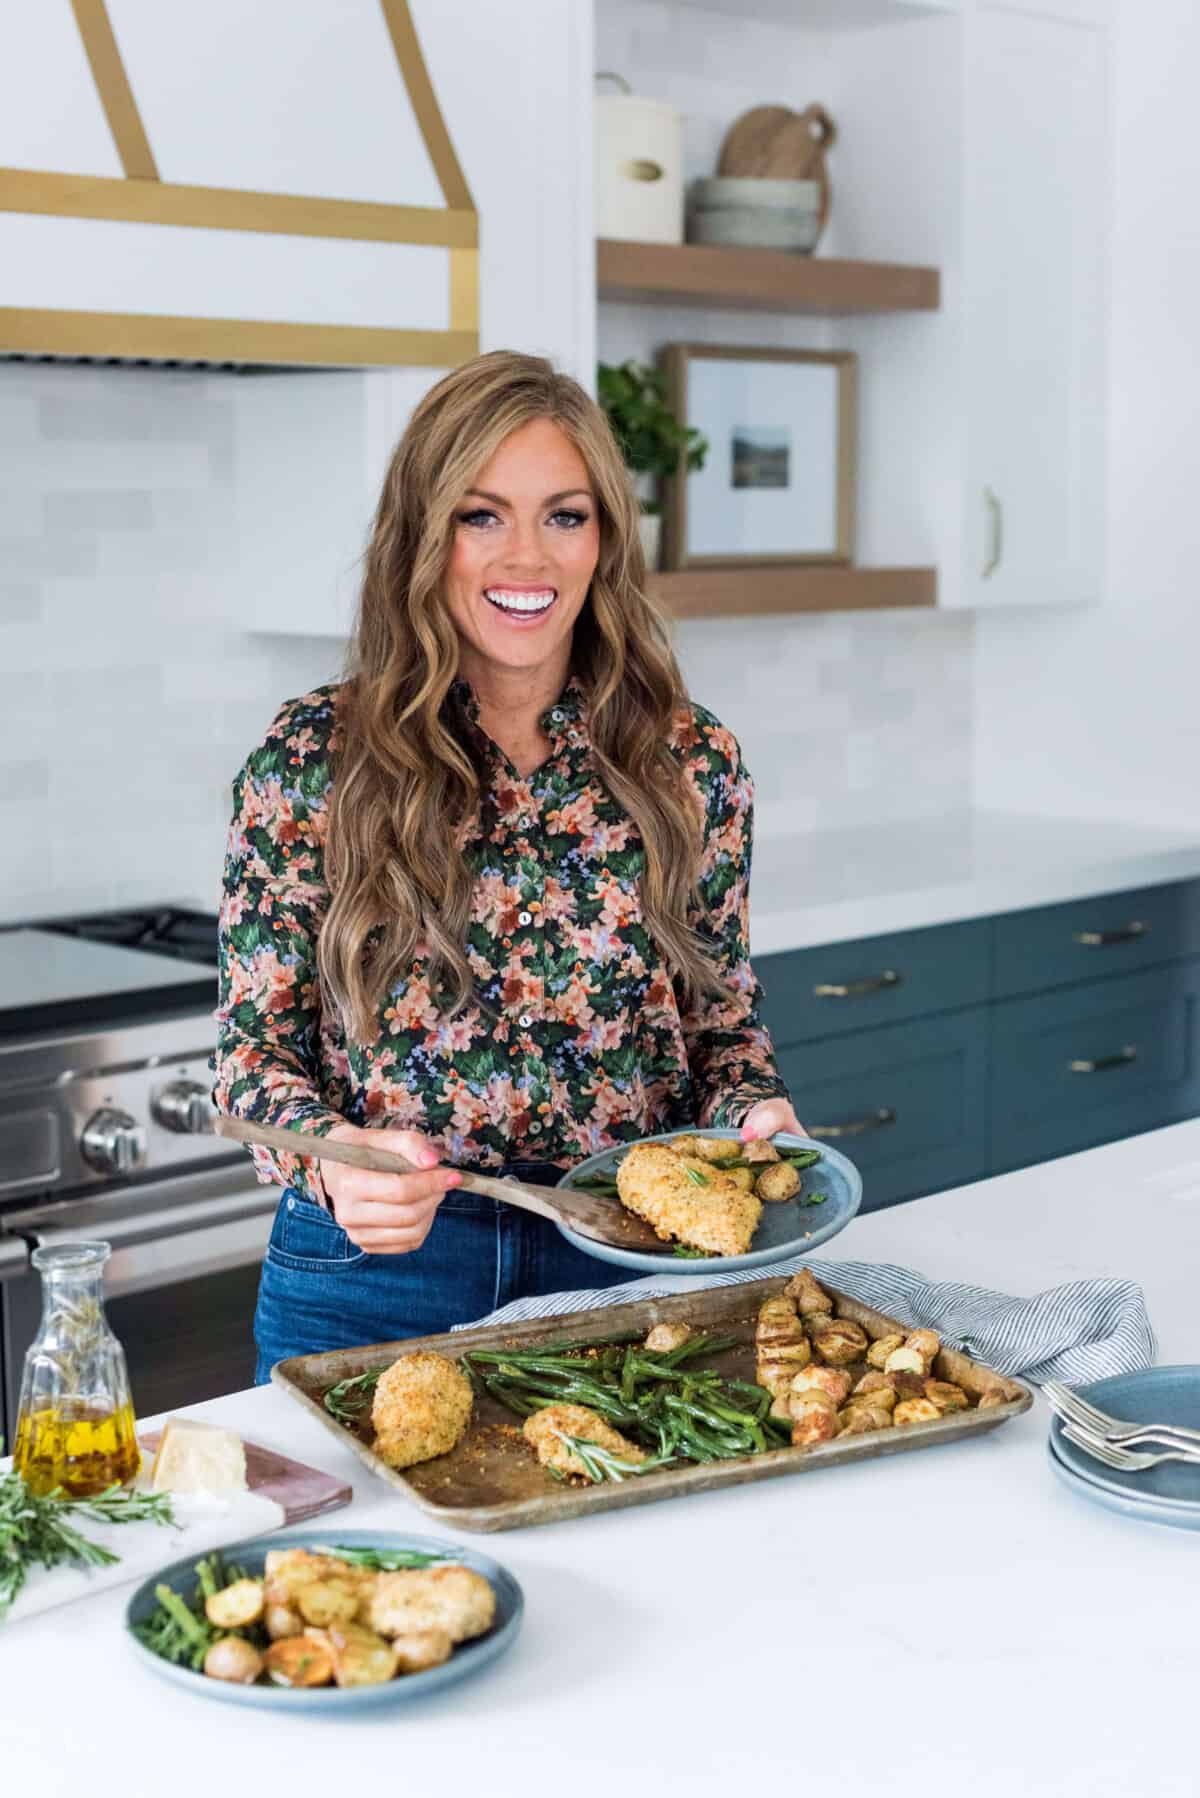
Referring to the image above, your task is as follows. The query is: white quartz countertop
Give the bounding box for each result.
[750,808,1200,954]
[6,1121,1200,1798]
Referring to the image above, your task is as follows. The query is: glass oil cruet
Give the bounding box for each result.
[12,1241,141,1497]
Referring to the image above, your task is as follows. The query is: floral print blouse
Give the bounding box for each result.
[212,677,789,1207]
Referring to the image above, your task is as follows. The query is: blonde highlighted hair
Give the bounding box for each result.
[319,349,716,1040]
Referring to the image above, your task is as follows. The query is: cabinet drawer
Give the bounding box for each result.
[989,962,1200,1173]
[992,881,1200,999]
[758,919,991,1047]
[775,1010,989,1214]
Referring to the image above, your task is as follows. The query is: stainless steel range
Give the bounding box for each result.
[0,908,274,1439]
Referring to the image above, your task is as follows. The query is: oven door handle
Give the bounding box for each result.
[13,1187,279,1299]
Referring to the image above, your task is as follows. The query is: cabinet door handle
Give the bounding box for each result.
[808,1107,897,1138]
[1069,1046,1138,1075]
[1073,921,1148,947]
[982,486,1003,579]
[813,970,902,1000]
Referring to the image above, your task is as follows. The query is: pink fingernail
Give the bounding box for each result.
[419,1149,439,1169]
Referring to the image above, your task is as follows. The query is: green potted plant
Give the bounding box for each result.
[597,358,708,570]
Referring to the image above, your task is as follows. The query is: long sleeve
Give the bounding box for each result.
[211,692,348,1207]
[677,716,791,1130]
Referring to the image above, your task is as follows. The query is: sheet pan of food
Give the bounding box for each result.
[274,1270,1032,1532]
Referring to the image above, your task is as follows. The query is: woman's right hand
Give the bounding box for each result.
[320,1123,463,1255]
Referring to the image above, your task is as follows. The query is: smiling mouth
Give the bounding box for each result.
[483,586,558,617]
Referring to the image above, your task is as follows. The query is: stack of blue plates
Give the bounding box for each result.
[1047,1367,1200,1530]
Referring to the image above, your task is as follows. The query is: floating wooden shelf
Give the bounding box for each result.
[647,565,937,619]
[598,238,940,315]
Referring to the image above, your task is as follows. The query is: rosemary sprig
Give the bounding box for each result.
[323,1366,385,1427]
[328,1545,449,1571]
[682,1164,711,1187]
[0,1468,175,1622]
[551,1431,676,1485]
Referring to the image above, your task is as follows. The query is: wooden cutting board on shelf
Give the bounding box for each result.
[139,1432,353,1525]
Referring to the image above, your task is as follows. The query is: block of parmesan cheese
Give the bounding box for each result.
[150,1417,248,1495]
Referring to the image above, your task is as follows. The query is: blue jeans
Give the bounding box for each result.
[252,1162,629,1383]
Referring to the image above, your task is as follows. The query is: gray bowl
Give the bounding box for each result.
[690,176,821,210]
[555,1128,861,1276]
[125,1529,524,1712]
[687,209,821,252]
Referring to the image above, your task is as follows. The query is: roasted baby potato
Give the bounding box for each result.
[265,1602,304,1641]
[204,1577,264,1630]
[263,1633,336,1687]
[866,1332,905,1370]
[925,1379,969,1415]
[685,1136,743,1164]
[644,1322,692,1354]
[296,1579,360,1629]
[907,1328,942,1367]
[742,1140,780,1164]
[790,1391,838,1449]
[784,1268,833,1318]
[391,1629,454,1675]
[327,1622,400,1688]
[263,1549,370,1607]
[894,1398,943,1427]
[370,1350,474,1470]
[364,1566,497,1645]
[888,1369,927,1402]
[204,1636,264,1684]
[725,1166,758,1193]
[755,1162,801,1203]
[617,1142,761,1256]
[756,1293,811,1393]
[811,1320,869,1366]
[883,1345,927,1378]
[853,1370,892,1396]
[522,1404,645,1482]
[836,1401,893,1437]
[789,1364,852,1407]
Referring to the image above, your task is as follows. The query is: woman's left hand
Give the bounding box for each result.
[740,1097,808,1142]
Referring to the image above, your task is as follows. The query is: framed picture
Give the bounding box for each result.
[658,343,857,570]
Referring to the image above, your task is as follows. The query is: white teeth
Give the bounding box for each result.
[484,588,556,614]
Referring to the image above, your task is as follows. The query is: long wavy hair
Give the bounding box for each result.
[319,349,719,1041]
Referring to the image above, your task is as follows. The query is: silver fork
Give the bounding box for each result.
[1060,1422,1200,1473]
[1042,1378,1200,1450]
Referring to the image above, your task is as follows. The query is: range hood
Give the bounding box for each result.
[0,0,478,370]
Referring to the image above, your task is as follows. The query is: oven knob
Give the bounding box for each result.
[80,1108,147,1175]
[152,1081,215,1135]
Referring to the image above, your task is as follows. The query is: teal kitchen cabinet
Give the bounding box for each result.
[989,963,1200,1174]
[773,1012,989,1214]
[755,877,1200,1211]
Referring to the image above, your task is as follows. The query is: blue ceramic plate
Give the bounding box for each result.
[555,1128,862,1276]
[125,1529,523,1711]
[1047,1366,1200,1531]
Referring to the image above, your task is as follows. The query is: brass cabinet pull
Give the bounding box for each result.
[982,486,1004,579]
[808,1107,897,1139]
[813,969,902,1000]
[1069,1046,1138,1075]
[1073,921,1148,947]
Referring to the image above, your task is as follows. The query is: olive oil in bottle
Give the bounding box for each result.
[12,1243,141,1498]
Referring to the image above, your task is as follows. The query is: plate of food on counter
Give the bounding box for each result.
[554,1127,862,1273]
[274,1266,1031,1532]
[125,1530,523,1710]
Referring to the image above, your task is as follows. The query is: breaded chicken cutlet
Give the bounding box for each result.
[362,1565,496,1644]
[616,1141,761,1256]
[370,1350,474,1469]
[523,1404,646,1479]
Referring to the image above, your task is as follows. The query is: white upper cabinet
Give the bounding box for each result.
[962,4,1107,608]
[832,0,1109,609]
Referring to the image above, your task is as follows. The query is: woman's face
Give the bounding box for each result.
[445,417,600,686]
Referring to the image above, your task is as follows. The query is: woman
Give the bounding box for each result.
[213,350,802,1379]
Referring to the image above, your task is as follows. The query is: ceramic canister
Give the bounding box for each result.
[595,94,684,244]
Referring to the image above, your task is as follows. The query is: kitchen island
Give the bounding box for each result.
[5,1121,1200,1798]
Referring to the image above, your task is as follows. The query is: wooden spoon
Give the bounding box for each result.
[213,1115,674,1255]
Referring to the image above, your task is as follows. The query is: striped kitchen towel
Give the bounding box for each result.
[456,1255,1157,1386]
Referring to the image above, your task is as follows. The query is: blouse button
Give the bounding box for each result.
[518,1013,533,1028]
[518,910,532,926]
[550,708,564,723]
[529,1120,542,1135]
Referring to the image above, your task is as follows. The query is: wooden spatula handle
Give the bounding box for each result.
[213,1114,567,1224]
